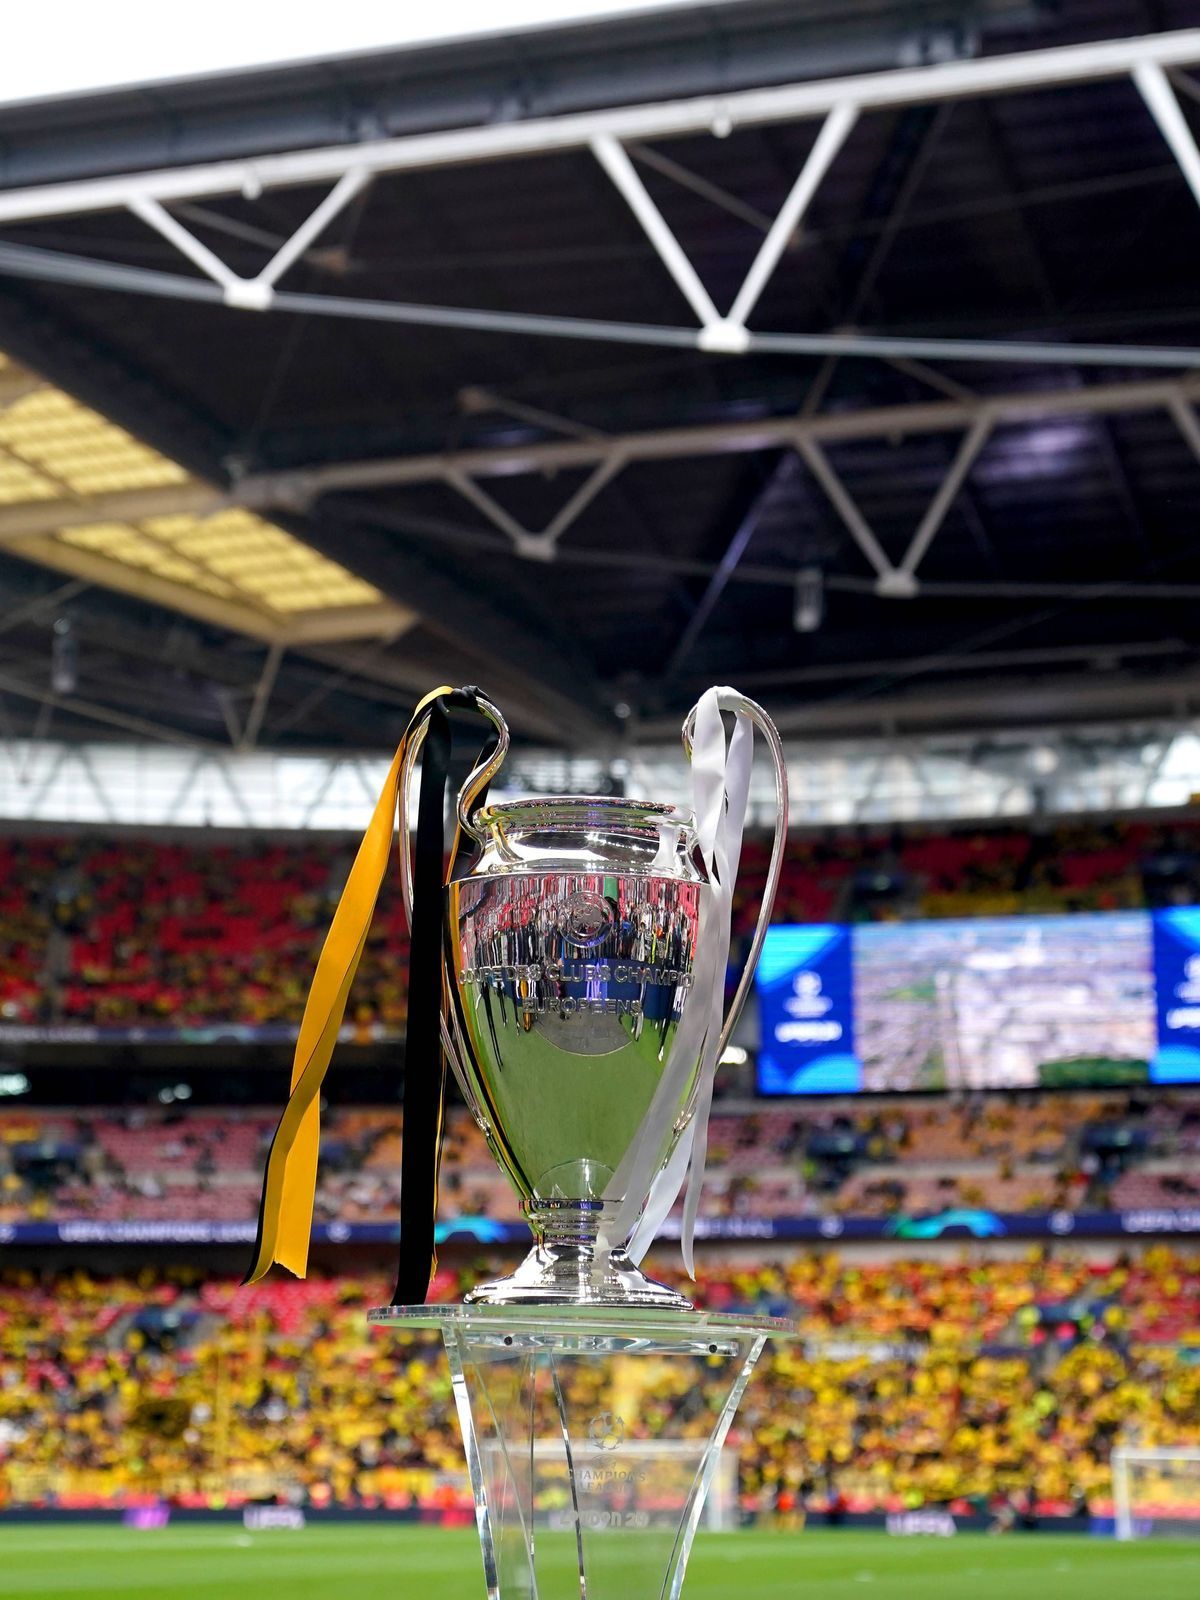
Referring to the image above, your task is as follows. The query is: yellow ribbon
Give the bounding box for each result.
[246,686,455,1283]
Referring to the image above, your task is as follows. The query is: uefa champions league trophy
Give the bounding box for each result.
[362,685,794,1600]
[248,682,791,1599]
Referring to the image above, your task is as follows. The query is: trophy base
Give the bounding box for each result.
[367,1304,793,1600]
[464,1242,690,1309]
[464,1202,692,1308]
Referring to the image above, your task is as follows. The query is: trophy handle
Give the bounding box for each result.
[397,691,509,1126]
[398,691,510,912]
[456,693,510,843]
[681,689,789,1060]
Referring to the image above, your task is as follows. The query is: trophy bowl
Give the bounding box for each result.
[446,794,708,1308]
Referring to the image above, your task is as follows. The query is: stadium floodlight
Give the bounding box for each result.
[50,616,76,695]
[1111,1446,1200,1540]
[793,567,825,634]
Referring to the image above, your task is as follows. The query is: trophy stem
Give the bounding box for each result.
[464,1201,692,1309]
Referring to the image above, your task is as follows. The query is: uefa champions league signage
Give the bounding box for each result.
[760,907,1200,1094]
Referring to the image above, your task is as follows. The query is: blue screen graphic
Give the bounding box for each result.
[1151,907,1200,1084]
[755,908,1200,1094]
[756,924,858,1094]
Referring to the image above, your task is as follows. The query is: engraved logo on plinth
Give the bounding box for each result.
[587,1411,625,1451]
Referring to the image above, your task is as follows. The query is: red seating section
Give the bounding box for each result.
[5,813,1200,1027]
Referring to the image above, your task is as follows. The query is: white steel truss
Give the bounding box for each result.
[5,720,1200,830]
[4,372,1199,599]
[0,31,1197,370]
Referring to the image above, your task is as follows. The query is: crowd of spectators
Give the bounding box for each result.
[3,812,1200,1030]
[3,1091,1198,1228]
[735,812,1200,931]
[0,833,410,1031]
[0,1247,1195,1516]
[3,821,1197,1525]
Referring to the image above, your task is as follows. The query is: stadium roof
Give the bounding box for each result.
[0,351,407,641]
[1,0,1200,755]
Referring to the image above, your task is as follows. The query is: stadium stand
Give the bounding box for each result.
[3,1093,1198,1227]
[1,1249,1196,1516]
[0,833,408,1030]
[5,813,1200,1030]
[1,817,1197,1528]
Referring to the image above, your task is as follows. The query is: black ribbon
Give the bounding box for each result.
[393,687,496,1306]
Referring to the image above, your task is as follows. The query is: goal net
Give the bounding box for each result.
[1111,1447,1200,1539]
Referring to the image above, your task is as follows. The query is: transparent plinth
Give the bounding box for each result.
[369,1304,793,1600]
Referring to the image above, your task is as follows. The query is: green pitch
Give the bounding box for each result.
[3,1524,1199,1600]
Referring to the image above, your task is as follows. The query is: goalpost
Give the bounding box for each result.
[1111,1447,1200,1540]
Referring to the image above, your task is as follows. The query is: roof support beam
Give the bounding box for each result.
[1134,61,1200,211]
[591,132,724,332]
[895,412,993,581]
[798,413,992,595]
[0,483,223,542]
[793,435,895,584]
[241,374,1200,500]
[239,643,285,751]
[1168,393,1200,462]
[298,499,615,747]
[2,234,1199,373]
[0,665,225,747]
[446,453,626,561]
[725,103,859,334]
[129,168,370,311]
[0,32,1197,369]
[0,31,1197,224]
[592,102,857,351]
[0,374,1193,632]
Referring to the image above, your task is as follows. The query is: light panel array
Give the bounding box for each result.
[0,359,393,637]
[0,388,188,498]
[59,508,380,613]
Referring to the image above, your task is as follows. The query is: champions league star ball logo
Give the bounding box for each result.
[587,1412,626,1451]
[786,971,831,1017]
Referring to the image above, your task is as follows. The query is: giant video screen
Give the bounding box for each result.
[755,908,1200,1094]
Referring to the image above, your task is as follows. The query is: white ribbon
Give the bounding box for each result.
[606,687,755,1275]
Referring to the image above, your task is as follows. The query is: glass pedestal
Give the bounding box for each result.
[369,1304,792,1600]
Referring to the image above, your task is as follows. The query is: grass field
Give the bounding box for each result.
[3,1525,1199,1600]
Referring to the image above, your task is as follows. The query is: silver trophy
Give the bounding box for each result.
[371,687,792,1600]
[394,687,788,1305]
